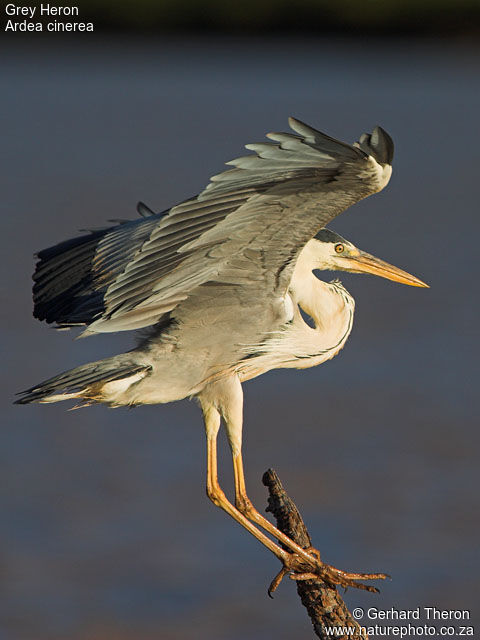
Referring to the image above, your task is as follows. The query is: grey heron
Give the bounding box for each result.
[17,118,427,590]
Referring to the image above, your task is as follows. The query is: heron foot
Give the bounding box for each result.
[268,546,389,597]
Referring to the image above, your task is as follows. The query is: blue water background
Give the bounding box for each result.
[1,37,479,639]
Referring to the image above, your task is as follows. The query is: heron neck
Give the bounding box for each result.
[293,272,349,330]
[237,258,354,381]
[289,246,351,330]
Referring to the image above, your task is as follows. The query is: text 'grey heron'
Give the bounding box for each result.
[17,118,428,590]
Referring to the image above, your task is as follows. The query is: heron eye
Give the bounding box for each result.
[335,243,344,254]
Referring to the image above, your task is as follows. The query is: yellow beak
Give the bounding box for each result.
[344,251,429,288]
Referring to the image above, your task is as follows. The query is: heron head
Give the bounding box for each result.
[311,229,428,287]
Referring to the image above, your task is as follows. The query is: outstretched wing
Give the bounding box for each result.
[32,117,393,334]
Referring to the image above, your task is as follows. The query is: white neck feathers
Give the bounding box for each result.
[283,242,355,366]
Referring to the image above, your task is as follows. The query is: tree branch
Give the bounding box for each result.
[262,468,368,640]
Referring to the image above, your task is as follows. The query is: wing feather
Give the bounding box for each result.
[32,118,393,334]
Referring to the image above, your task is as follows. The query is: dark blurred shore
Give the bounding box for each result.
[2,0,480,35]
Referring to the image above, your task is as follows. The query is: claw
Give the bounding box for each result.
[315,563,389,592]
[268,543,389,595]
[268,567,289,597]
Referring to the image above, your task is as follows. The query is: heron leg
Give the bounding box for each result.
[202,402,294,563]
[200,378,386,593]
[232,450,321,560]
[213,376,322,566]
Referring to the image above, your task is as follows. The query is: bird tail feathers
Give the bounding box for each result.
[15,355,151,406]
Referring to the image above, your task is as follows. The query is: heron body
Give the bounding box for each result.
[17,118,427,588]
